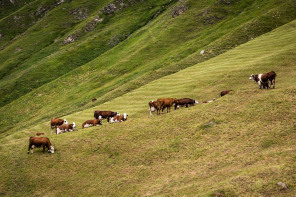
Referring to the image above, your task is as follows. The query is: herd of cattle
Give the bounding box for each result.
[28,71,276,154]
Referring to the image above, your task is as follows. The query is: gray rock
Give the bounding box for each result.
[277,182,287,189]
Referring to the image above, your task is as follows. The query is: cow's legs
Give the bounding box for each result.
[258,81,261,89]
[29,145,34,154]
[28,143,31,154]
[107,117,109,123]
[273,79,275,88]
[43,145,45,154]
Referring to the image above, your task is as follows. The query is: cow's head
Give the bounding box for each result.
[98,115,102,120]
[149,101,156,112]
[249,74,255,81]
[48,146,54,154]
[64,119,68,124]
[194,100,199,104]
[123,113,128,120]
[114,112,118,116]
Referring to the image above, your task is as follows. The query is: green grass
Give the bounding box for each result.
[0,17,296,196]
[1,0,296,135]
[0,0,175,107]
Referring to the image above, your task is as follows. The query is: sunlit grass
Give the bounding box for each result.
[1,19,295,196]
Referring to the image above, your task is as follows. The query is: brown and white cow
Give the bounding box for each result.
[249,71,277,89]
[149,101,158,115]
[156,98,177,114]
[57,122,76,134]
[111,113,128,123]
[51,118,68,134]
[28,137,54,154]
[82,119,102,128]
[220,90,234,97]
[174,98,198,110]
[94,111,118,123]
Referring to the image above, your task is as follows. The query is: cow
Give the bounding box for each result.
[249,71,277,89]
[111,113,128,123]
[56,122,76,134]
[94,110,118,123]
[92,98,97,102]
[82,119,102,129]
[156,98,177,114]
[36,133,44,136]
[149,101,158,115]
[202,98,216,103]
[174,98,198,110]
[51,118,68,134]
[220,90,234,97]
[28,137,54,154]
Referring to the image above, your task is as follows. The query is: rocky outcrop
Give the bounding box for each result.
[84,17,103,32]
[101,0,145,14]
[63,35,76,44]
[69,7,89,20]
[63,0,151,45]
[171,0,188,18]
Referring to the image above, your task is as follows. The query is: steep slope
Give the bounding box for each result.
[1,19,295,196]
[0,0,174,106]
[1,0,296,135]
[0,0,36,20]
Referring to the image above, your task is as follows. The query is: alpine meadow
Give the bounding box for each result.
[0,0,296,196]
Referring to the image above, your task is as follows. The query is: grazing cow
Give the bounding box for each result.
[156,98,177,115]
[174,98,198,110]
[28,137,54,154]
[202,98,216,103]
[220,90,234,97]
[92,98,97,102]
[36,132,44,136]
[82,119,102,129]
[111,113,128,123]
[56,122,76,134]
[51,118,68,134]
[249,71,277,89]
[149,101,158,115]
[94,110,118,123]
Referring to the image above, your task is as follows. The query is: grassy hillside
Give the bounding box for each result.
[1,17,296,196]
[0,0,174,106]
[1,0,296,135]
